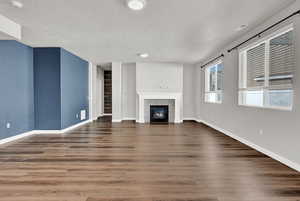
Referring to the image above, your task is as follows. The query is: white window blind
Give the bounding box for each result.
[247,43,266,88]
[205,61,223,104]
[239,25,295,110]
[269,30,295,87]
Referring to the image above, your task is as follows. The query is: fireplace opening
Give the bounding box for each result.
[150,105,169,123]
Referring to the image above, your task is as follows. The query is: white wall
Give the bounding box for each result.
[89,63,104,120]
[89,62,97,120]
[136,62,183,93]
[117,62,197,121]
[136,62,184,121]
[122,63,136,120]
[112,62,122,122]
[196,1,300,170]
[95,66,104,117]
[183,64,196,119]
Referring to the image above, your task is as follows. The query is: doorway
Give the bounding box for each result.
[104,70,112,115]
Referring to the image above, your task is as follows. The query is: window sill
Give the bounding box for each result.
[205,101,222,105]
[238,104,292,111]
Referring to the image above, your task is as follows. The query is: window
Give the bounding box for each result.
[239,25,295,110]
[205,60,223,103]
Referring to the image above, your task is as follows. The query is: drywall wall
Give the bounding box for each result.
[34,47,89,130]
[196,1,300,168]
[135,62,184,122]
[136,62,183,93]
[0,40,34,140]
[96,66,104,117]
[89,63,103,120]
[122,63,136,120]
[34,48,61,130]
[112,62,122,122]
[60,48,89,129]
[183,64,196,119]
[121,62,195,120]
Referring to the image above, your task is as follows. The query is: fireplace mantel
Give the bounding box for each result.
[137,92,182,123]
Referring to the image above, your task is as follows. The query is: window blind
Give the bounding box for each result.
[246,43,266,88]
[239,25,294,110]
[269,30,295,87]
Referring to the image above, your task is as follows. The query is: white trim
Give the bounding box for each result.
[35,120,92,134]
[102,113,112,116]
[183,118,198,121]
[0,14,21,40]
[88,62,93,120]
[0,120,92,145]
[0,130,36,145]
[197,119,300,172]
[122,117,136,121]
[61,120,92,133]
[33,130,62,134]
[112,119,122,123]
[238,102,293,111]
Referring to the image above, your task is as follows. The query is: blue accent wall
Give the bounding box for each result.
[60,49,89,129]
[34,48,61,130]
[0,43,89,139]
[0,41,34,140]
[34,48,89,130]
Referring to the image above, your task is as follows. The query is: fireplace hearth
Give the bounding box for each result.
[150,105,169,123]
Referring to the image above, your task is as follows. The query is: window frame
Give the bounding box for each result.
[204,60,223,104]
[238,24,294,111]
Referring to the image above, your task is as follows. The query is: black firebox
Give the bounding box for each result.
[150,105,169,123]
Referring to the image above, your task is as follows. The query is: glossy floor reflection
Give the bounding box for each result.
[0,119,299,201]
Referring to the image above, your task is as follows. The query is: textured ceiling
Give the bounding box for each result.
[0,0,295,64]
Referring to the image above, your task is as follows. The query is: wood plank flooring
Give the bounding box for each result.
[0,120,299,201]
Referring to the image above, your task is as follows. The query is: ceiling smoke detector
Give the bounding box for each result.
[11,0,23,8]
[127,0,147,11]
[138,53,149,58]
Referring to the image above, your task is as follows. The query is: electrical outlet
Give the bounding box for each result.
[80,110,86,120]
[6,123,11,129]
[259,129,263,135]
[76,114,79,119]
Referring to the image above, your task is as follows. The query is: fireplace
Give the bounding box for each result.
[137,92,182,123]
[150,105,169,123]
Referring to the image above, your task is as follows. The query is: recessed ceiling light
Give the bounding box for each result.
[138,53,149,58]
[127,0,146,11]
[236,24,248,32]
[11,0,23,8]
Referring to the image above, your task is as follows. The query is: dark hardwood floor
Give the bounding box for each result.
[0,120,299,201]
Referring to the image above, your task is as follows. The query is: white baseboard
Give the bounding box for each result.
[0,130,36,145]
[135,120,184,124]
[33,130,62,134]
[0,120,92,145]
[122,117,136,121]
[183,118,198,121]
[197,119,300,172]
[61,120,92,133]
[112,119,122,123]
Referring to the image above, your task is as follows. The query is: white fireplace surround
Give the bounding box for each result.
[137,92,183,123]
